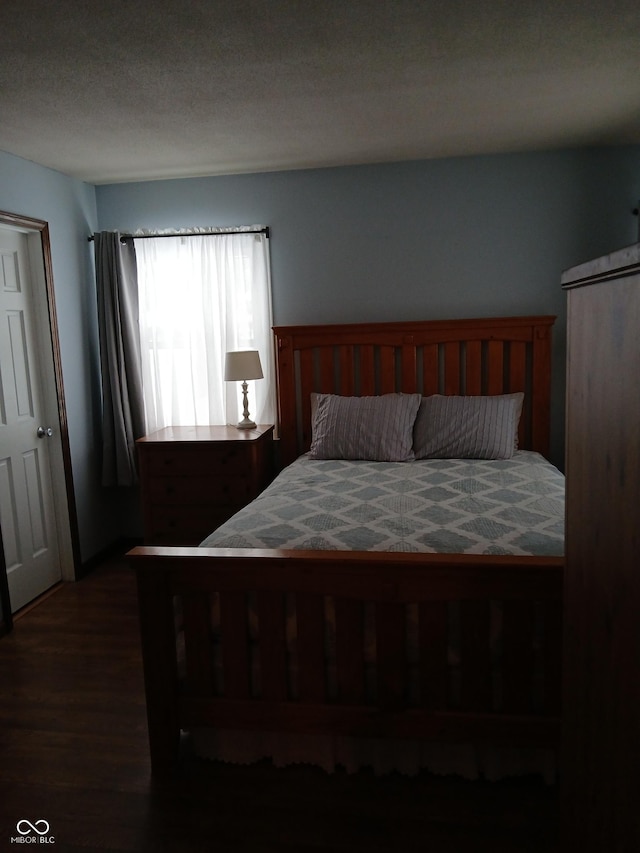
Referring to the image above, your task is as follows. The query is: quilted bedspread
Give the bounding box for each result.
[201,450,564,556]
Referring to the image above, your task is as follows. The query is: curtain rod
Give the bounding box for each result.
[88,227,269,243]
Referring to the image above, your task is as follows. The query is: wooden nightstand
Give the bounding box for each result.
[137,424,274,545]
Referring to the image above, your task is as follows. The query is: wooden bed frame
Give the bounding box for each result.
[128,315,563,776]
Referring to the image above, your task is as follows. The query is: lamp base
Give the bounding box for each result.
[236,418,257,430]
[235,380,257,429]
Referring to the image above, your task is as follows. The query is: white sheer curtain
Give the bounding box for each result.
[134,229,276,432]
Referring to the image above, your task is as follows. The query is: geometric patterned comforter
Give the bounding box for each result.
[201,450,564,556]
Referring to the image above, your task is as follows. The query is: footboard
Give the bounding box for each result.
[128,546,563,776]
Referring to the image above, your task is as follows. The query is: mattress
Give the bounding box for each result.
[200,450,564,556]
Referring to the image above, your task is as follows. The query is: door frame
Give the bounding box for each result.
[0,527,11,634]
[0,210,81,609]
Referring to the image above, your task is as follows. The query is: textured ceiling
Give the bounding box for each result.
[1,0,640,184]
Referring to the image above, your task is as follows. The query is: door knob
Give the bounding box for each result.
[37,427,54,438]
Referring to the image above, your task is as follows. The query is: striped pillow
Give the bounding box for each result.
[413,393,524,459]
[309,393,422,461]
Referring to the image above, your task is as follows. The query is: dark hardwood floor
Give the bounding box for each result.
[0,554,559,852]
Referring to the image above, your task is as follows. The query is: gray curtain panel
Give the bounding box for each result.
[95,232,146,486]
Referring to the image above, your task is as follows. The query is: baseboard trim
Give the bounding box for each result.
[78,536,142,580]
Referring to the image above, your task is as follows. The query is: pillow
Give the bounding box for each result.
[413,393,524,460]
[309,393,422,461]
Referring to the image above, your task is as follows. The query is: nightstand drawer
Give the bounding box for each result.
[144,446,250,477]
[146,475,249,506]
[147,506,232,544]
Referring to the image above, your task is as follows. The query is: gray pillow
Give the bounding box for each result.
[309,393,422,461]
[413,393,524,459]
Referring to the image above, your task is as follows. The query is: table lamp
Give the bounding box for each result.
[224,350,264,429]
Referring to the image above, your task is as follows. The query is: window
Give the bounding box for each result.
[134,228,276,432]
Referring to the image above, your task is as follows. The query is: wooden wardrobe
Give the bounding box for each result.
[562,244,640,852]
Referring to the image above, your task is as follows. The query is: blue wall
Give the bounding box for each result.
[0,150,123,562]
[97,146,640,467]
[1,144,638,567]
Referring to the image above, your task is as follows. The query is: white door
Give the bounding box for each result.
[0,227,62,612]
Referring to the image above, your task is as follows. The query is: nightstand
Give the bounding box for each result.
[137,424,274,545]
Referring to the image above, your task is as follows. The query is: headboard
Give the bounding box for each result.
[273,315,555,467]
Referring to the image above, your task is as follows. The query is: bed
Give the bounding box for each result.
[128,315,564,778]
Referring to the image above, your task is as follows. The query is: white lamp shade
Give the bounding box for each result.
[224,350,264,381]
